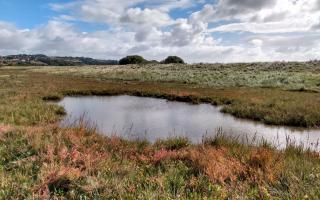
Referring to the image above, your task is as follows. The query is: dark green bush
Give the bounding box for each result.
[119,55,147,65]
[162,56,185,64]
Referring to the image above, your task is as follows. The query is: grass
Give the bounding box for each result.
[2,64,320,127]
[0,63,320,199]
[1,125,320,199]
[29,62,320,90]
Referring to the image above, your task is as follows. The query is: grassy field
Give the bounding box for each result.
[1,64,320,199]
[30,62,320,89]
[25,63,320,127]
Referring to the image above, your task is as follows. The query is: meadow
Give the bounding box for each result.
[1,63,320,199]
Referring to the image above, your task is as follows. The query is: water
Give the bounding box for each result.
[58,95,320,150]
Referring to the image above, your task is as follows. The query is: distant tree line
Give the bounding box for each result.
[0,54,185,66]
[119,55,185,65]
[0,54,118,66]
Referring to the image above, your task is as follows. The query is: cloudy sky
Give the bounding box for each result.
[0,0,319,63]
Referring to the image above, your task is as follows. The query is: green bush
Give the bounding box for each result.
[162,56,185,64]
[119,55,147,65]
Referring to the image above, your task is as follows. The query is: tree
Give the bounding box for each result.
[119,55,147,65]
[162,56,185,64]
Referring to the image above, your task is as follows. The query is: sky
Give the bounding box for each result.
[0,0,319,63]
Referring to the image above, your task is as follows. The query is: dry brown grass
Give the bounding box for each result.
[17,125,110,199]
[188,147,246,184]
[132,145,286,187]
[1,123,320,199]
[247,148,284,183]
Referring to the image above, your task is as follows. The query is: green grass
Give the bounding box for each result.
[0,64,320,199]
[29,62,320,90]
[19,62,320,128]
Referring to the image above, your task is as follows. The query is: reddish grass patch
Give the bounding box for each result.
[247,148,284,183]
[151,149,184,164]
[0,124,12,134]
[187,147,246,184]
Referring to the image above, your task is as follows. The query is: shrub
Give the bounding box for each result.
[162,56,185,64]
[119,55,147,65]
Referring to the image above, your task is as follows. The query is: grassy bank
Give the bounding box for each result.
[2,65,320,127]
[1,124,320,199]
[0,65,320,199]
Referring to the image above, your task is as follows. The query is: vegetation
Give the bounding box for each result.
[30,61,320,127]
[30,61,320,90]
[1,123,320,199]
[0,54,118,66]
[0,64,320,199]
[162,56,185,64]
[119,55,147,65]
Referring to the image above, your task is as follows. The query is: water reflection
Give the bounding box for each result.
[58,95,320,150]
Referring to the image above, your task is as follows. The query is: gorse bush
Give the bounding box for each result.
[119,55,147,65]
[162,56,185,64]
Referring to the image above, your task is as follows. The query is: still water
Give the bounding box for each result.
[58,95,320,150]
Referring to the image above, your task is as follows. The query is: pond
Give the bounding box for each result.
[58,95,320,150]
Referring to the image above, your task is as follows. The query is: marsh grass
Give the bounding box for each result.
[1,65,320,199]
[1,122,320,199]
[2,66,320,127]
[29,62,320,90]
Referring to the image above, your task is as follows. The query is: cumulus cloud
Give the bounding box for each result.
[249,34,320,61]
[192,0,319,34]
[191,0,277,23]
[0,20,136,58]
[0,0,319,62]
[120,8,173,27]
[216,0,277,19]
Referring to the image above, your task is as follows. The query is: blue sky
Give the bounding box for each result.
[0,0,319,62]
[0,0,68,28]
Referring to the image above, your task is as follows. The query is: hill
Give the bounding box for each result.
[0,54,118,66]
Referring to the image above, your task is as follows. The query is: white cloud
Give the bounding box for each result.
[120,8,173,27]
[203,0,320,33]
[0,0,319,62]
[250,39,263,47]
